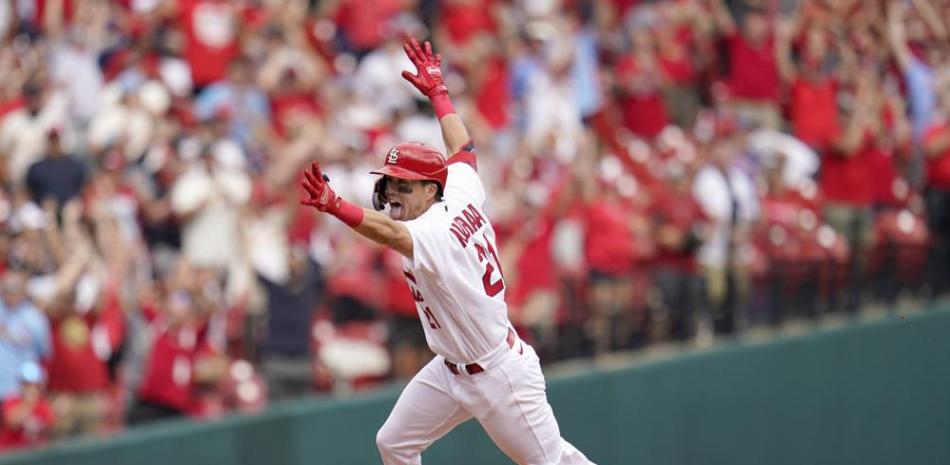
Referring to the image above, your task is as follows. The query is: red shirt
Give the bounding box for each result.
[286,202,319,245]
[924,122,950,190]
[334,0,401,51]
[508,215,557,305]
[658,34,696,86]
[759,192,808,261]
[649,189,706,270]
[607,0,641,18]
[762,192,802,228]
[790,77,840,150]
[270,92,323,138]
[475,57,511,130]
[820,139,877,206]
[616,56,668,139]
[726,33,781,102]
[138,308,200,412]
[46,313,110,393]
[0,396,54,450]
[868,148,901,205]
[583,199,637,275]
[179,0,239,86]
[325,241,382,306]
[97,288,126,356]
[440,0,497,45]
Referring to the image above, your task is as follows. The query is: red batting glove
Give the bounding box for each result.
[300,162,364,227]
[300,162,337,212]
[401,38,448,99]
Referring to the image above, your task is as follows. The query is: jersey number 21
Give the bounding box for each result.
[474,236,504,297]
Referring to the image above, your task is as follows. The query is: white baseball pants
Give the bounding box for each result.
[376,337,595,465]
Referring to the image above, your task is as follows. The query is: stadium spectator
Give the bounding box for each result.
[615,20,670,140]
[0,362,54,451]
[170,141,251,271]
[41,203,124,439]
[194,57,271,149]
[693,121,760,334]
[354,35,420,120]
[498,177,565,359]
[24,129,85,206]
[709,0,782,130]
[0,79,69,185]
[43,274,113,438]
[578,152,648,354]
[649,163,708,341]
[820,70,882,311]
[256,244,324,401]
[45,1,106,127]
[129,259,232,422]
[511,20,583,161]
[887,0,947,141]
[327,0,408,58]
[776,17,841,152]
[0,272,51,401]
[436,0,500,48]
[128,282,195,425]
[176,0,241,89]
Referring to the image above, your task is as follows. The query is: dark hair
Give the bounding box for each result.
[423,180,444,201]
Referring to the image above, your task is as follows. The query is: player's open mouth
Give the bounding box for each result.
[389,201,404,217]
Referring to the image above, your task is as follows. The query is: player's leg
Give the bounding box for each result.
[376,356,473,465]
[472,344,595,465]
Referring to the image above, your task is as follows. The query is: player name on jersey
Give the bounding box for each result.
[449,203,487,248]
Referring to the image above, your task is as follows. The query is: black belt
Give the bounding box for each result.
[444,328,520,375]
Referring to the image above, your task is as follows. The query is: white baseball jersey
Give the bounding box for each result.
[400,160,510,364]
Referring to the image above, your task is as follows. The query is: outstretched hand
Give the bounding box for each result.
[401,38,447,98]
[300,161,340,213]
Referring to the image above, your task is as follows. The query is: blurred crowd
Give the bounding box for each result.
[1,0,950,452]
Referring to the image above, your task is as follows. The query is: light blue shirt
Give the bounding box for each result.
[0,300,51,398]
[572,27,602,118]
[510,54,546,133]
[905,58,935,140]
[194,82,271,148]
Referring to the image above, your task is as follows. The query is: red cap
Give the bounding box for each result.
[370,142,447,189]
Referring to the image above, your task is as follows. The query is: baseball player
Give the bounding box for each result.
[300,39,595,465]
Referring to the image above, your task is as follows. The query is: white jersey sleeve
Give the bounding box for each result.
[444,149,485,207]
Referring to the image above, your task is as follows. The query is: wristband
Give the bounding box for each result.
[332,199,365,228]
[430,92,455,120]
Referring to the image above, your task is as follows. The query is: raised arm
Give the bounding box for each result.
[887,0,914,72]
[910,0,948,41]
[300,162,414,258]
[401,39,474,160]
[707,0,738,36]
[775,15,798,84]
[834,82,876,156]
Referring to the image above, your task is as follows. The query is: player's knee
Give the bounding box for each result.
[376,422,421,463]
[375,424,399,456]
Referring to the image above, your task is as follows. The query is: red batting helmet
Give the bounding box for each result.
[370,142,447,211]
[370,142,448,188]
